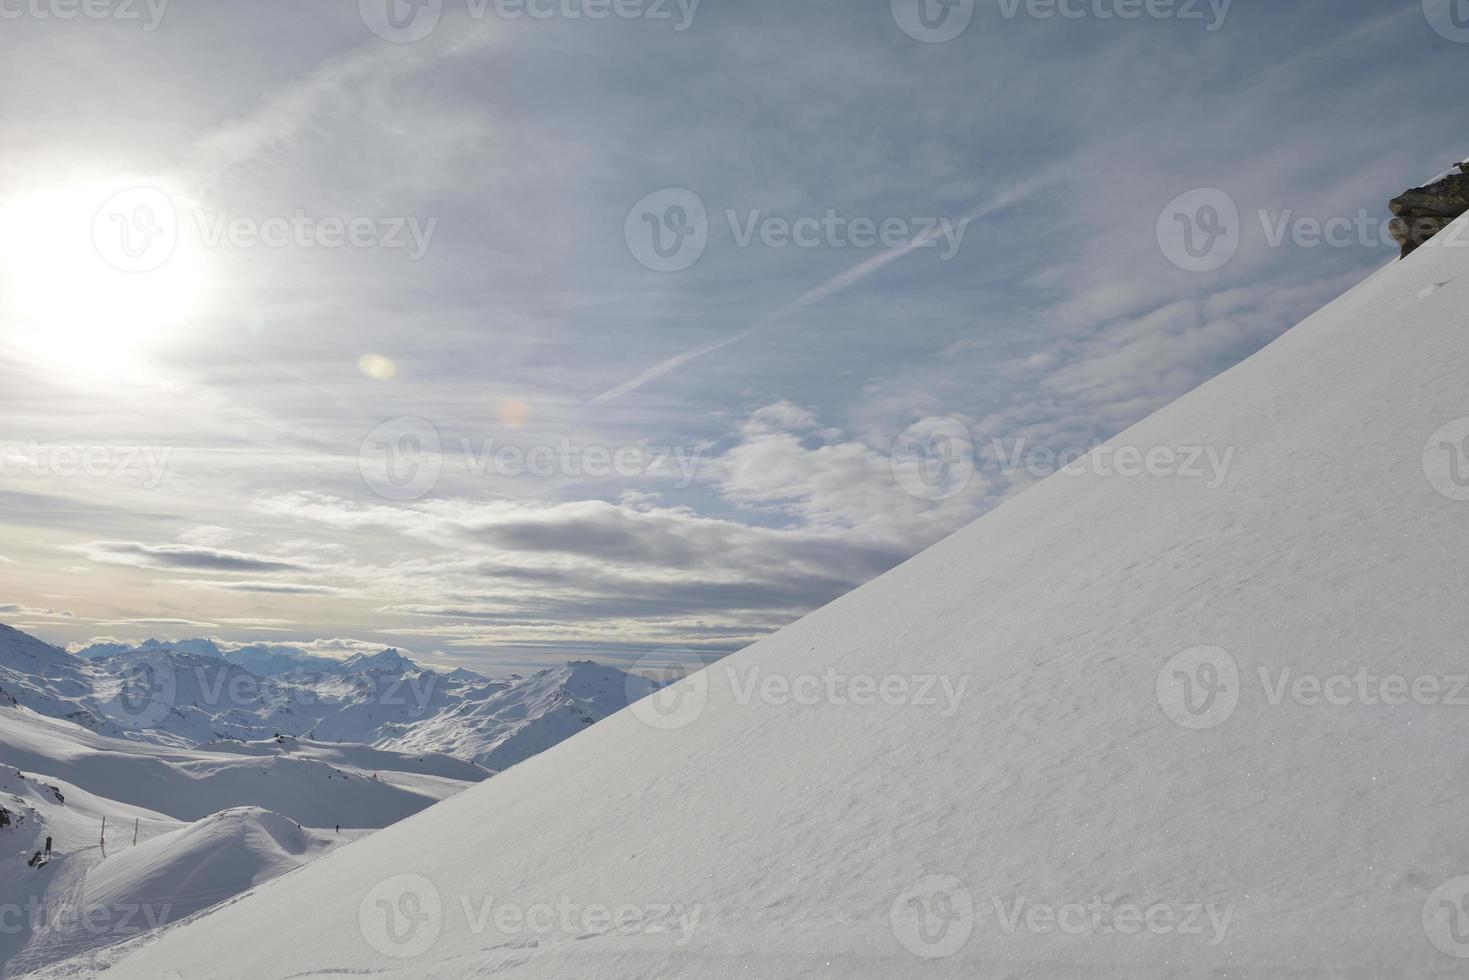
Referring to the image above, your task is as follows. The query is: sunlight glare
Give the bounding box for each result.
[0,180,205,380]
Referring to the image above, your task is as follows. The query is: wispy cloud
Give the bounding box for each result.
[591,170,1063,405]
[77,542,309,573]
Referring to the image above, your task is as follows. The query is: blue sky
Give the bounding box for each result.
[0,0,1464,672]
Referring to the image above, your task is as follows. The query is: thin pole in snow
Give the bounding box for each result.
[100,815,106,846]
[133,818,139,847]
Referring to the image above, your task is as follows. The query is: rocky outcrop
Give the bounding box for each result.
[1389,160,1469,258]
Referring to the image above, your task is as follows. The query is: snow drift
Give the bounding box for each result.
[82,220,1469,977]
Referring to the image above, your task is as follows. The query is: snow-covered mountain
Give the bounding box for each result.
[0,694,486,977]
[71,214,1469,978]
[0,753,373,978]
[0,627,658,975]
[3,626,657,772]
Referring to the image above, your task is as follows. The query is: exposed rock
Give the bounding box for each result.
[1389,160,1469,258]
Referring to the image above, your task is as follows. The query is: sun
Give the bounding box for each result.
[0,179,205,380]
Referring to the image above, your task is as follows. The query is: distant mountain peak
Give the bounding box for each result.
[334,648,422,674]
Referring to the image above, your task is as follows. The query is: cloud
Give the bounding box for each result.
[243,400,994,656]
[176,526,238,548]
[97,618,221,628]
[78,542,308,573]
[0,604,74,619]
[591,170,1064,405]
[171,580,347,596]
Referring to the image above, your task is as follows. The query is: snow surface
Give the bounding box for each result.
[2,803,356,978]
[0,698,475,977]
[77,217,1469,978]
[0,702,482,828]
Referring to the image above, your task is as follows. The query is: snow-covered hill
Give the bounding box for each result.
[0,698,480,977]
[0,702,483,827]
[1,799,356,979]
[78,216,1469,978]
[3,627,658,772]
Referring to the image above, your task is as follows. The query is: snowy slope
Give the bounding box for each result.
[0,702,485,827]
[0,701,471,977]
[79,224,1469,977]
[0,765,180,977]
[1,803,356,979]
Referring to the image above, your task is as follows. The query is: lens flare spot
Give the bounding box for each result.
[359,353,398,381]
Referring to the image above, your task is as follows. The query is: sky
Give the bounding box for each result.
[0,0,1465,674]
